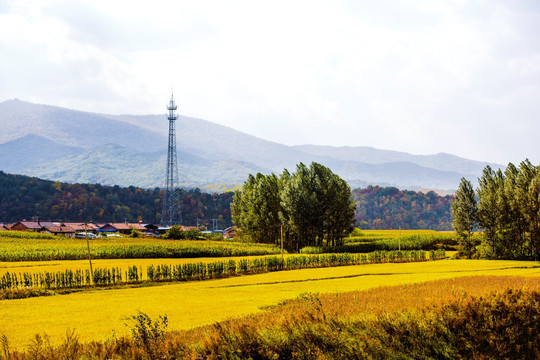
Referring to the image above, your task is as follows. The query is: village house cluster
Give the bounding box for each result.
[0,220,237,239]
[3,220,165,238]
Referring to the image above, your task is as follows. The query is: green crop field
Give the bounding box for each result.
[303,229,462,253]
[1,258,539,350]
[0,231,282,261]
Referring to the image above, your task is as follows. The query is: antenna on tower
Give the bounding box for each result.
[161,91,182,226]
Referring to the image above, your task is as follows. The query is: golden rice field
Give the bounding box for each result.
[1,258,539,350]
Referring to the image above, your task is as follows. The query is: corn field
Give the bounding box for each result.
[0,250,444,290]
[0,235,282,262]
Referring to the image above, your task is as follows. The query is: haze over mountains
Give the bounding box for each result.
[0,99,501,191]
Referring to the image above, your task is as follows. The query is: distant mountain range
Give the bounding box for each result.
[0,99,501,191]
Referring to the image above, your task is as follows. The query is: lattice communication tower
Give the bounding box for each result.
[161,93,182,225]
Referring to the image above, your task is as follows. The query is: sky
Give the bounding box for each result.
[1,0,539,165]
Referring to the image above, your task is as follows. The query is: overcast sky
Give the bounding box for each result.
[1,0,539,165]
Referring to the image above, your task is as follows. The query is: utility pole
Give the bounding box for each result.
[399,225,401,252]
[84,223,94,284]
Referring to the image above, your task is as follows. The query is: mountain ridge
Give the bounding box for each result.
[0,98,501,191]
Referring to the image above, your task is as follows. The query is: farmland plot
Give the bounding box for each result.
[0,259,539,350]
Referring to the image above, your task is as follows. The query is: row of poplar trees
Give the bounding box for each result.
[231,162,356,252]
[452,159,540,260]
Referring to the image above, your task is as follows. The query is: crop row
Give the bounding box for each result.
[305,233,460,253]
[346,231,458,243]
[0,250,445,290]
[0,237,281,262]
[0,230,56,239]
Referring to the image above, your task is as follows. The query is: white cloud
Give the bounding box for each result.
[509,54,540,75]
[1,0,540,164]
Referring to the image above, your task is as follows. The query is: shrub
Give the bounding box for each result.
[163,226,185,240]
[349,228,364,237]
[184,229,202,240]
[206,232,224,241]
[126,311,168,358]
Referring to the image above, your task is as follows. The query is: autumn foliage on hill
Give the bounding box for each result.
[0,171,233,226]
[1,171,454,230]
[353,186,453,230]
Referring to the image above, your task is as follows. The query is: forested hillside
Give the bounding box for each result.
[0,172,233,227]
[0,172,453,230]
[353,186,453,230]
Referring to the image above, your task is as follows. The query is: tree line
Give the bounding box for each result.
[0,170,456,232]
[231,162,356,251]
[452,159,540,260]
[0,171,233,227]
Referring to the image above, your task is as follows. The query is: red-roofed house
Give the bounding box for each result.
[62,223,99,232]
[11,220,57,231]
[40,225,76,237]
[224,226,237,239]
[181,226,198,231]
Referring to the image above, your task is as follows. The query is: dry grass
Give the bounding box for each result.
[258,275,540,322]
[181,275,540,345]
[188,276,540,360]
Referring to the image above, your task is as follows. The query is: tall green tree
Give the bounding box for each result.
[232,162,356,252]
[451,178,478,258]
[494,169,513,257]
[280,163,319,250]
[525,172,540,259]
[324,173,357,246]
[516,159,540,259]
[457,160,540,260]
[231,173,282,245]
[280,162,356,250]
[503,163,526,257]
[477,166,501,258]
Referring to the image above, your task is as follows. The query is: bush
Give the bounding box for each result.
[206,232,224,241]
[349,228,364,237]
[163,226,185,240]
[184,229,203,240]
[126,311,168,358]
